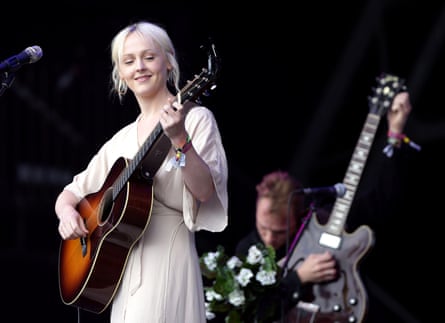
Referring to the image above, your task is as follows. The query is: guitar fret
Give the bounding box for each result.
[335,201,349,212]
[343,189,355,201]
[358,135,373,146]
[326,208,346,235]
[363,122,378,131]
[366,113,380,125]
[327,223,341,232]
[349,161,364,174]
[358,141,372,150]
[344,173,360,186]
[353,148,368,160]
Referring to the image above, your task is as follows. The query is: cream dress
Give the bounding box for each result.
[63,106,228,323]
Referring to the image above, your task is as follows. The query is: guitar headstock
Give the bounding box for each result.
[368,73,407,116]
[178,41,221,104]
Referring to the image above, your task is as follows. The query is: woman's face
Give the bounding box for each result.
[118,32,170,98]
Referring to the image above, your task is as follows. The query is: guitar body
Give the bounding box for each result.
[58,157,153,313]
[285,215,374,323]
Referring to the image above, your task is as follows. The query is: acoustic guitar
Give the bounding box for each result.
[58,43,221,314]
[282,73,407,323]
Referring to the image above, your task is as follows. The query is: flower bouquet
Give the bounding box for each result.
[200,243,282,323]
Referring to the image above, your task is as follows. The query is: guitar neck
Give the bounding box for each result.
[111,123,164,200]
[320,112,381,247]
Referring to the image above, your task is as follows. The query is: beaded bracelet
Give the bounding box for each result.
[166,135,192,170]
[175,135,192,160]
[383,130,421,157]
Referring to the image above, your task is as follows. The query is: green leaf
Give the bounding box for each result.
[226,309,242,323]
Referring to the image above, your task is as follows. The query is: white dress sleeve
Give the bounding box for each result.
[181,106,228,232]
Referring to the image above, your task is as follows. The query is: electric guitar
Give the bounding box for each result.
[58,43,221,314]
[282,73,407,323]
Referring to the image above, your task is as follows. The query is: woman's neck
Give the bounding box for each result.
[137,89,175,118]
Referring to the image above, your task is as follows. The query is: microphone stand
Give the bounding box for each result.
[282,201,315,277]
[0,72,15,96]
[280,201,315,323]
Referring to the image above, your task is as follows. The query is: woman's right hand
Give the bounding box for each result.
[57,206,89,240]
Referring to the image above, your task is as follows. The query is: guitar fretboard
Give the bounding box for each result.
[320,113,381,248]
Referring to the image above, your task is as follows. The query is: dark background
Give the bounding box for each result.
[1,1,442,322]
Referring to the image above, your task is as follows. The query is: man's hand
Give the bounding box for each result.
[296,251,337,284]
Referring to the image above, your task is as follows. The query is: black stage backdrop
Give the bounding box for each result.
[0,1,441,322]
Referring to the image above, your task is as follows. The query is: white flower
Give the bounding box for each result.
[205,311,215,320]
[228,288,245,306]
[227,256,242,269]
[205,302,216,320]
[200,243,280,322]
[205,288,223,302]
[236,267,254,287]
[203,251,220,271]
[246,245,264,265]
[256,268,276,286]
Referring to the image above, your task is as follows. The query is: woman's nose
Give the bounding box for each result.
[136,58,146,71]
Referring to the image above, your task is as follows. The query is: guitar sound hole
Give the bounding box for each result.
[98,188,113,224]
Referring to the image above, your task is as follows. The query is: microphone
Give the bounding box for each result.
[0,46,43,73]
[297,183,347,197]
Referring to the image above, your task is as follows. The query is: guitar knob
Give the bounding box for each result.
[332,304,342,312]
[348,315,357,322]
[349,297,358,305]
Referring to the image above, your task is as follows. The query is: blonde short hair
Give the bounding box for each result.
[110,21,180,102]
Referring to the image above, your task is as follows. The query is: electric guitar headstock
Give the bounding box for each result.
[368,73,407,116]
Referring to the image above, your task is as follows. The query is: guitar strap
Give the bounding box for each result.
[138,101,198,182]
[139,133,171,182]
